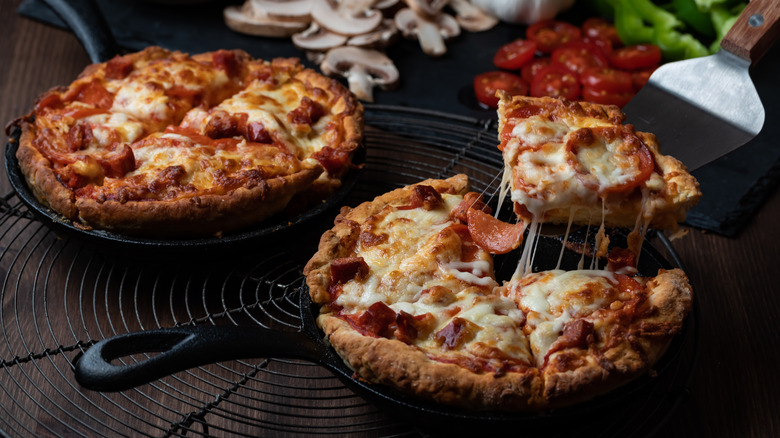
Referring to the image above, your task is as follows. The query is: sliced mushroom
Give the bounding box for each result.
[404,0,450,18]
[347,19,398,49]
[249,0,313,22]
[448,0,497,32]
[292,22,349,51]
[310,0,383,36]
[224,3,309,37]
[373,0,402,12]
[320,46,400,102]
[394,8,460,57]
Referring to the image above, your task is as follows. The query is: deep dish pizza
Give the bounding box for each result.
[11,46,363,237]
[304,174,693,410]
[304,94,701,410]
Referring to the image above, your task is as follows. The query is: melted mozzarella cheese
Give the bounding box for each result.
[510,269,616,364]
[337,195,463,309]
[506,134,596,219]
[130,133,295,190]
[86,112,145,145]
[111,80,172,124]
[510,117,568,146]
[575,134,638,190]
[222,81,331,158]
[334,192,534,363]
[110,61,228,126]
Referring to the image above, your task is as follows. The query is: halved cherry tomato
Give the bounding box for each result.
[582,35,613,57]
[610,44,662,71]
[526,20,582,54]
[530,65,580,100]
[473,71,528,108]
[581,86,634,108]
[580,67,634,93]
[551,41,609,75]
[582,17,622,47]
[466,208,526,254]
[493,39,538,70]
[521,57,551,84]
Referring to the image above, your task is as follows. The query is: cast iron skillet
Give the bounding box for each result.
[6,0,363,258]
[5,128,363,258]
[73,229,695,433]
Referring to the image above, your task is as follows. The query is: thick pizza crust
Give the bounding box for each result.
[319,315,543,410]
[16,123,78,219]
[13,47,363,238]
[74,162,323,236]
[304,175,694,411]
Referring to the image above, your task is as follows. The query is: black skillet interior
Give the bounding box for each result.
[4,127,365,259]
[73,226,696,434]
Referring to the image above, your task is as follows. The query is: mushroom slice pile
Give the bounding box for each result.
[321,46,400,102]
[224,0,499,101]
[311,0,384,36]
[291,0,402,101]
[224,0,312,37]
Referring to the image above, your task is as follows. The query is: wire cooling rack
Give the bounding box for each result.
[0,105,696,437]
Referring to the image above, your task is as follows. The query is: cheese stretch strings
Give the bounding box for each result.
[491,167,622,280]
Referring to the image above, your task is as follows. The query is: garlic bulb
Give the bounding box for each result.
[470,0,576,25]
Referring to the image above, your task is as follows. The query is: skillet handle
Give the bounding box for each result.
[74,325,323,392]
[40,0,119,63]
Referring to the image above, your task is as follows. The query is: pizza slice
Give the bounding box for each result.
[496,92,701,232]
[305,175,542,410]
[501,267,692,406]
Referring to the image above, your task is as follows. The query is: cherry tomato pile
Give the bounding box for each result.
[473,18,662,109]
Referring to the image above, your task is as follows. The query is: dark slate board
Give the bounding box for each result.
[17,0,780,236]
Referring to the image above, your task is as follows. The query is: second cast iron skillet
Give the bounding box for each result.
[73,230,695,433]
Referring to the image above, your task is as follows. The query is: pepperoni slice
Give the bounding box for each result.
[466,208,526,254]
[330,257,369,284]
[65,79,113,109]
[567,126,655,195]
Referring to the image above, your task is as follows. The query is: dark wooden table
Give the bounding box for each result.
[1,1,779,437]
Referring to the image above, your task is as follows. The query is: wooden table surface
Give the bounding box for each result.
[1,1,779,437]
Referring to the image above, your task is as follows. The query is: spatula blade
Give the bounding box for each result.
[622,50,765,171]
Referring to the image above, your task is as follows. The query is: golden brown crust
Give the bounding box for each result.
[16,123,78,219]
[14,46,363,237]
[320,315,542,410]
[75,163,322,236]
[305,175,694,411]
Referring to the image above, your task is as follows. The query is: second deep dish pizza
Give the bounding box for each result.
[304,174,693,410]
